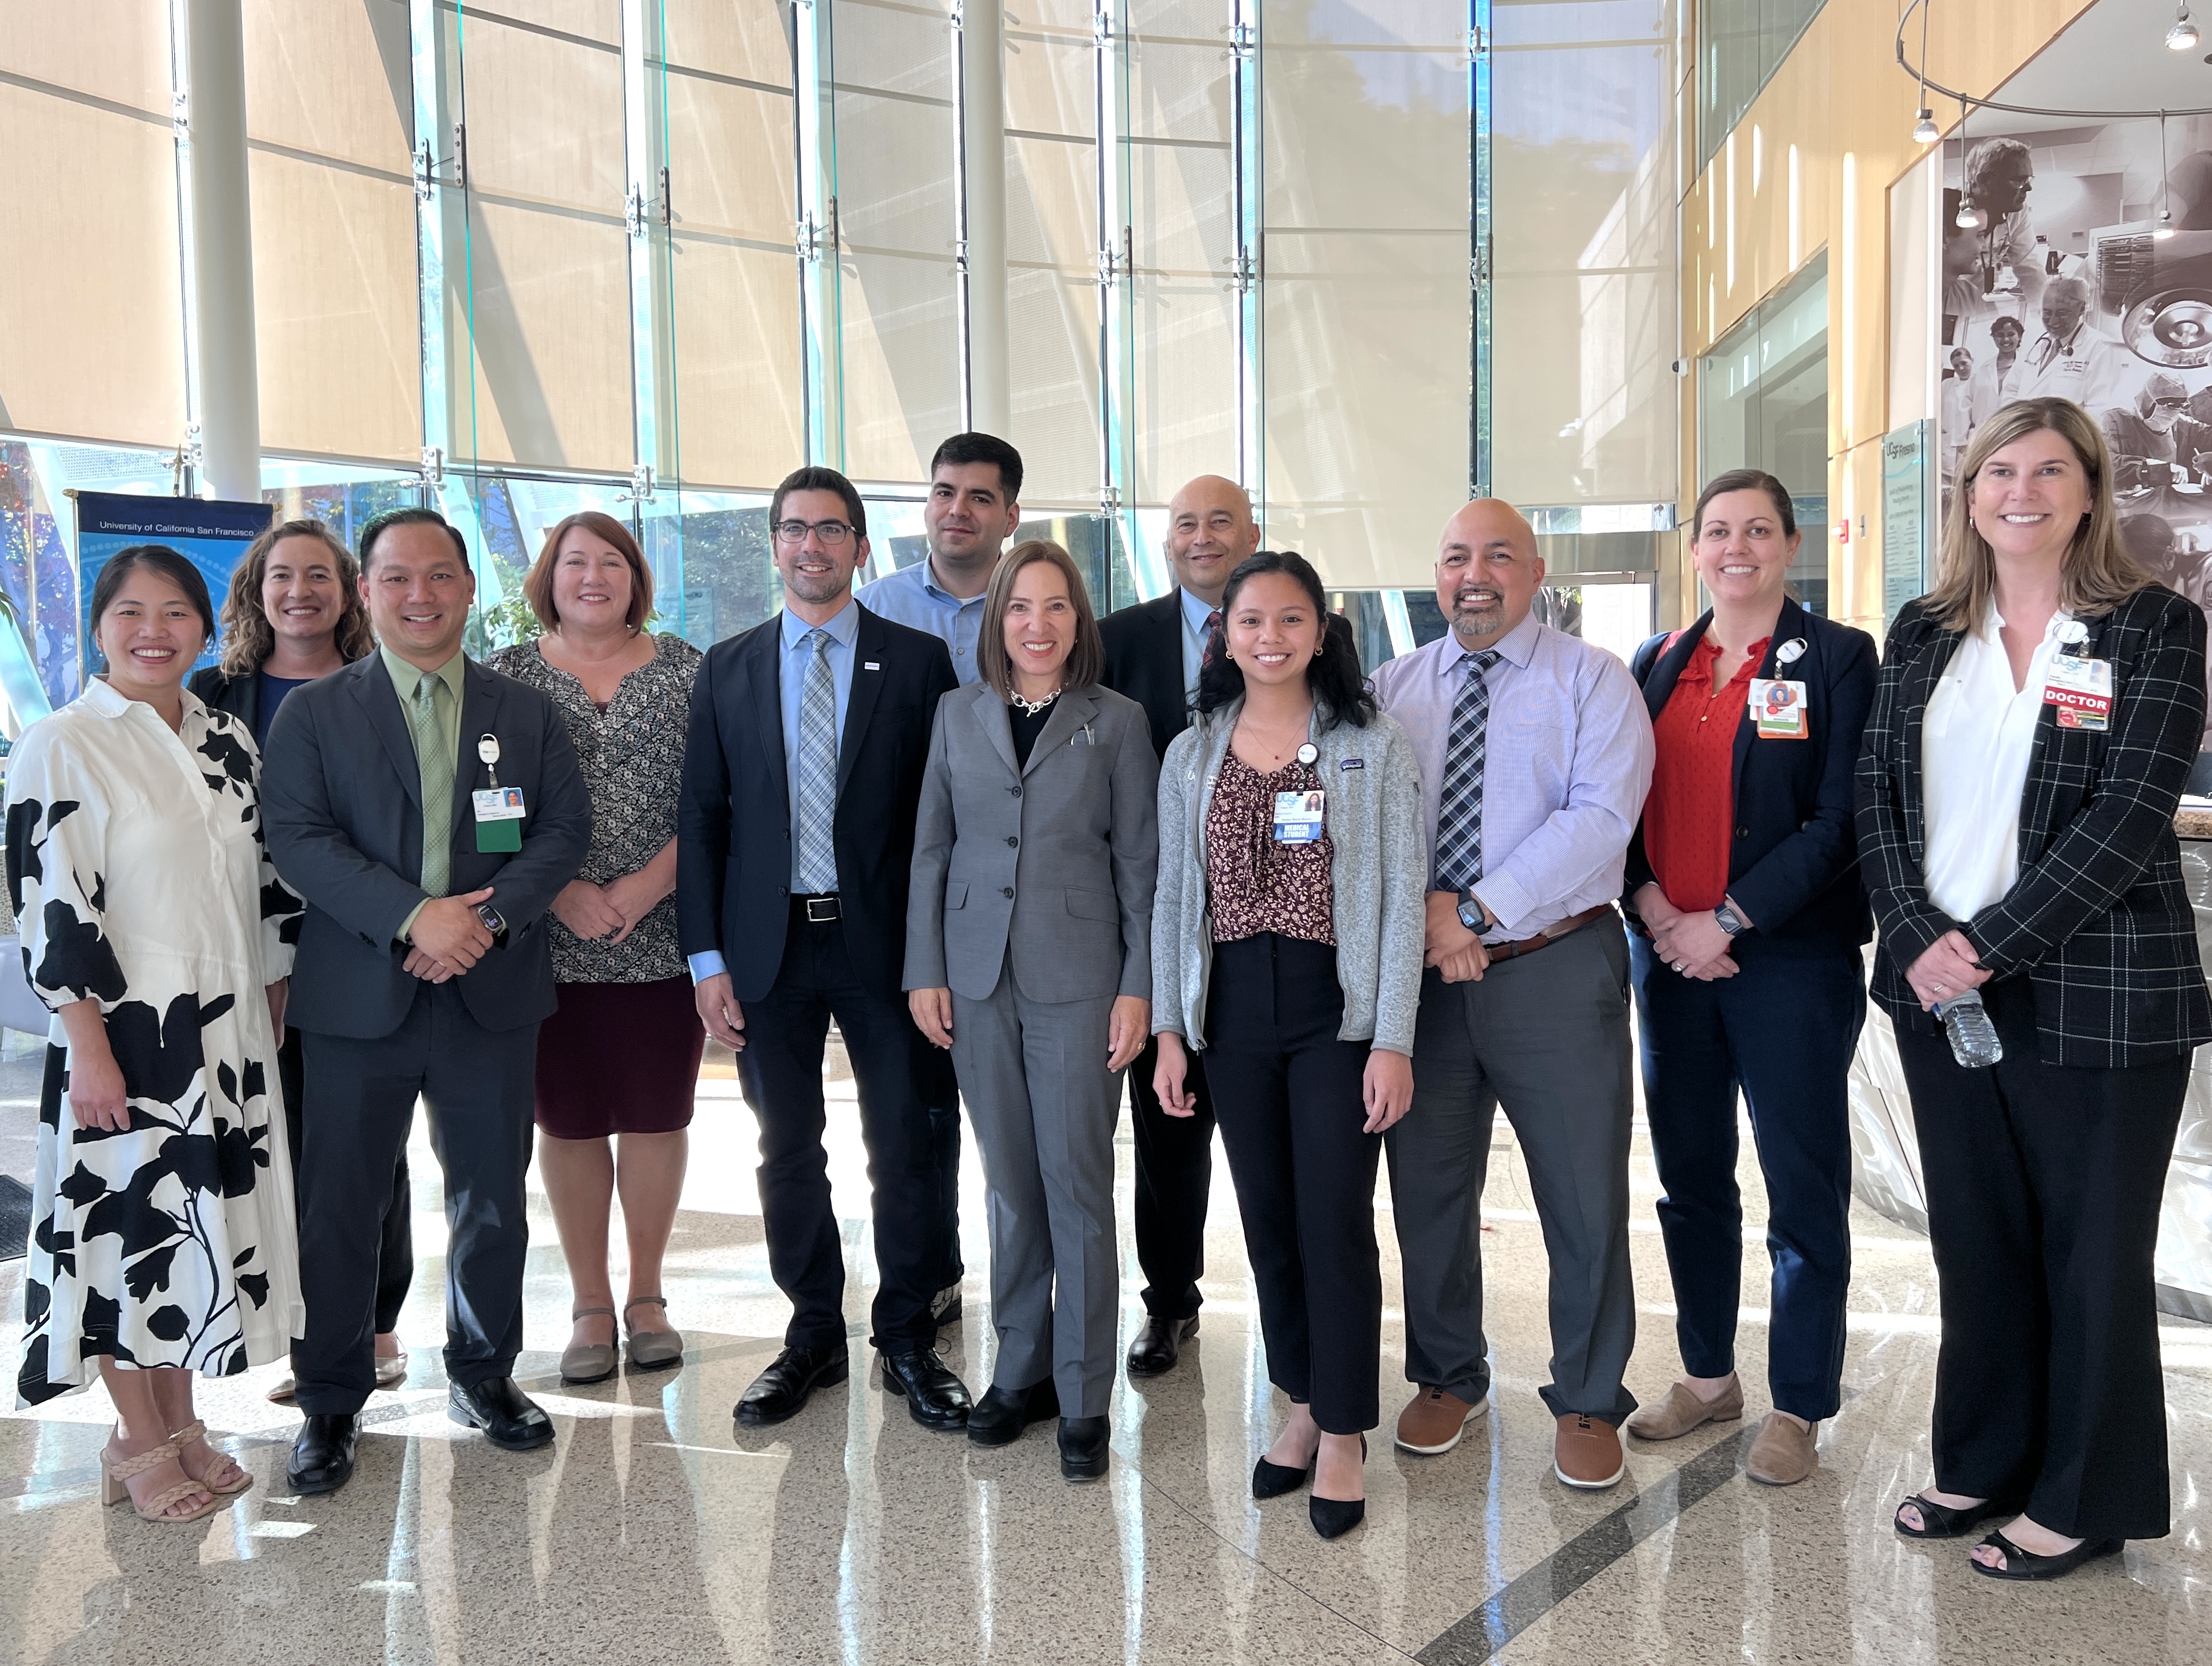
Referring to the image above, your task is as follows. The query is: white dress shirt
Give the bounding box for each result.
[1921,604,2074,921]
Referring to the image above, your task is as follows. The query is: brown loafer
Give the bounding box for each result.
[1395,1386,1488,1455]
[1554,1413,1625,1490]
[1625,1378,1743,1442]
[1745,1411,1818,1486]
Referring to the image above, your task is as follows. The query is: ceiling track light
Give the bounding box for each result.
[1914,107,1940,144]
[2170,5,2201,52]
[1956,198,1985,230]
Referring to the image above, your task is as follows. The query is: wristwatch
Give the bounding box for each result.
[1713,900,1748,938]
[475,902,510,945]
[1457,890,1488,933]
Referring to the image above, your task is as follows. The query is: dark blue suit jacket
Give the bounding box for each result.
[1624,597,1878,955]
[261,653,592,1038]
[677,604,959,1005]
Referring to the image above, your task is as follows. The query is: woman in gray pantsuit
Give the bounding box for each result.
[907,540,1159,1482]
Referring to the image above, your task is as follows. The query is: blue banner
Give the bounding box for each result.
[74,493,271,679]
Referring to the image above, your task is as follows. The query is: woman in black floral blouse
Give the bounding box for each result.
[5,546,303,1522]
[490,512,702,1385]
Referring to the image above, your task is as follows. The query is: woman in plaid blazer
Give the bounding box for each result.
[1857,397,2211,1582]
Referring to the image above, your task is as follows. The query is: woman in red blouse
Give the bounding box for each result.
[1620,469,1879,1486]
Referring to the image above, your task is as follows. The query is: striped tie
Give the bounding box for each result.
[795,628,839,893]
[1433,649,1501,891]
[405,671,453,898]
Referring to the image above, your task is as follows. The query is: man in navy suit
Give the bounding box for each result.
[680,466,970,1430]
[262,508,591,1494]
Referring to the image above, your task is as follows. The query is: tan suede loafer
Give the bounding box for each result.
[1745,1411,1818,1486]
[1395,1386,1489,1455]
[1553,1413,1625,1489]
[1625,1378,1745,1442]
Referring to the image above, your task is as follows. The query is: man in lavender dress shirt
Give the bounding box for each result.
[1370,499,1655,1492]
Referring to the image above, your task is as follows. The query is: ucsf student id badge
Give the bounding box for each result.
[1272,789,1325,844]
[2043,654,2114,731]
[1748,678,1808,739]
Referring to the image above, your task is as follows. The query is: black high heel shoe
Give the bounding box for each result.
[1251,1453,1313,1500]
[1309,1435,1367,1541]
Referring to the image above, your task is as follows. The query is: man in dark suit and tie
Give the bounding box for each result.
[1097,473,1259,1376]
[680,465,970,1430]
[261,507,591,1494]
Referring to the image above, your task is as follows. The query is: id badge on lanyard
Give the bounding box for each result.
[472,733,525,851]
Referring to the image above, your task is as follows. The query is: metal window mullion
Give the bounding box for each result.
[794,0,842,469]
[1231,0,1262,533]
[166,0,202,488]
[1470,1,1490,501]
[1096,2,1139,566]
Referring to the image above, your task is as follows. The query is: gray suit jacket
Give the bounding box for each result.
[905,682,1158,1005]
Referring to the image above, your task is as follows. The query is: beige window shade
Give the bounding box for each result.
[826,0,960,484]
[1489,3,1677,508]
[244,0,420,462]
[447,8,633,471]
[663,40,802,488]
[1003,18,1101,504]
[1262,5,1470,590]
[1127,8,1238,507]
[0,78,185,447]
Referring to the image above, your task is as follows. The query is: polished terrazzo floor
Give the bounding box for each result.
[0,1041,2207,1665]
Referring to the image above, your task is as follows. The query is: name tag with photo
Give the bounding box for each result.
[2043,654,2113,730]
[1748,678,1808,739]
[1272,790,1325,844]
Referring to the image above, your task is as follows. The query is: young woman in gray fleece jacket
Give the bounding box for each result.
[1150,551,1427,1543]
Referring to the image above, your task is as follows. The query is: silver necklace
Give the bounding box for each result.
[1009,688,1059,717]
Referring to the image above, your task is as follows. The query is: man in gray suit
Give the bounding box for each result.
[905,542,1157,1480]
[261,508,591,1495]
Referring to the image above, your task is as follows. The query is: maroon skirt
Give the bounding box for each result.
[534,977,706,1139]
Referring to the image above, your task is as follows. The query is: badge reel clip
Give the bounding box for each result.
[468,733,519,936]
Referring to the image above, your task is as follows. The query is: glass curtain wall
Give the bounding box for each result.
[1700,253,1829,616]
[3,2,1684,701]
[1696,0,1823,168]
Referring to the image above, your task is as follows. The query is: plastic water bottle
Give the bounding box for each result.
[1935,989,2002,1069]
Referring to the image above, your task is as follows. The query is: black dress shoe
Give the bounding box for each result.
[1125,1314,1198,1377]
[448,1377,554,1450]
[1251,1454,1314,1500]
[1310,1433,1368,1540]
[968,1377,1060,1448]
[736,1343,851,1426]
[1058,1415,1110,1482]
[287,1413,359,1495]
[878,1346,972,1430]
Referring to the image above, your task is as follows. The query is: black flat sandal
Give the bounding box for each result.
[1970,1530,2124,1582]
[1894,1493,2017,1540]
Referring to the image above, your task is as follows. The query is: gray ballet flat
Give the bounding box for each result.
[560,1306,619,1385]
[624,1296,684,1372]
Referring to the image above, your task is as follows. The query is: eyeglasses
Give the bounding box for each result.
[774,518,854,546]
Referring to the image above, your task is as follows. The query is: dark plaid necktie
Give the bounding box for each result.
[1433,649,1501,890]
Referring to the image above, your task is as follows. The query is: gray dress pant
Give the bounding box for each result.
[1384,913,1639,1425]
[952,971,1122,1419]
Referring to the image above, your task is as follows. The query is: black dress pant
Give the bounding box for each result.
[280,1023,413,1334]
[736,902,940,1352]
[1895,974,2191,1541]
[293,983,538,1416]
[919,1042,965,1291]
[1203,933,1383,1435]
[1127,1032,1213,1320]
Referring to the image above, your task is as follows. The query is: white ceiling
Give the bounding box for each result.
[1976,0,2212,129]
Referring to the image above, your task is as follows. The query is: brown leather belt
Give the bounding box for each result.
[1486,904,1610,965]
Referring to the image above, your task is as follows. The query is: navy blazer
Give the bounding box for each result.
[677,603,959,1005]
[1624,597,1879,955]
[259,653,593,1039]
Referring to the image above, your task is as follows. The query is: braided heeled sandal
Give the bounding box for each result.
[100,1434,218,1523]
[168,1420,253,1497]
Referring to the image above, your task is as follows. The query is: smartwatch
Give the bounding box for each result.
[1457,890,1488,933]
[475,902,510,945]
[1713,900,1748,938]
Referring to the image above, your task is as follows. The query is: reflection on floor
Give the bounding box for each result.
[0,1045,2207,1664]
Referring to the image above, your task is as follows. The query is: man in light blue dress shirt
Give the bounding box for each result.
[1369,497,1655,1492]
[853,433,1024,1322]
[855,433,1024,686]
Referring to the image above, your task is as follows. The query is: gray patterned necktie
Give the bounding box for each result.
[795,628,839,893]
[1433,649,1501,891]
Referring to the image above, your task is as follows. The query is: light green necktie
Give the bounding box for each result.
[406,672,453,898]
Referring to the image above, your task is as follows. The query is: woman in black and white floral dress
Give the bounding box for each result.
[5,546,303,1523]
